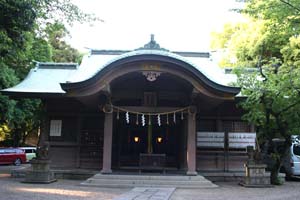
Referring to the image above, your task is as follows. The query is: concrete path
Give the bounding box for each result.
[1,169,300,200]
[0,174,129,200]
[113,187,175,200]
[170,181,300,200]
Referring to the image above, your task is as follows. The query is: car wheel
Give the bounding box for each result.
[14,158,22,166]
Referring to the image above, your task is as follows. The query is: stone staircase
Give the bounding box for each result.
[81,174,218,188]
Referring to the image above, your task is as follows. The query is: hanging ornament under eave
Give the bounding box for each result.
[166,114,169,125]
[117,109,120,120]
[157,114,161,126]
[173,112,176,124]
[142,71,161,82]
[126,112,130,124]
[181,111,184,120]
[142,114,145,126]
[136,113,139,125]
[148,114,151,125]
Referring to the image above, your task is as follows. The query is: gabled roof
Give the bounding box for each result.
[1,63,78,97]
[1,37,239,97]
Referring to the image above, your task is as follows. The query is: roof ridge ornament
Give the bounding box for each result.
[136,34,169,51]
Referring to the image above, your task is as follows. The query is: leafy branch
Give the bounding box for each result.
[279,0,300,13]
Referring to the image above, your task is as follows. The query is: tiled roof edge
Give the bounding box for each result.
[90,49,210,58]
[37,62,78,69]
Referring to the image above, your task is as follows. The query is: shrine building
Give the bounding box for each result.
[2,36,256,175]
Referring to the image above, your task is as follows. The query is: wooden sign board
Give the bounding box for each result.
[49,120,62,137]
[228,132,256,149]
[197,132,225,148]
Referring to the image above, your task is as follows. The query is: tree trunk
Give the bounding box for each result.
[13,128,21,147]
[270,156,281,185]
[21,131,27,146]
[270,138,291,185]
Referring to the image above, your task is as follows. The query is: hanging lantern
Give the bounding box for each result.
[117,109,120,120]
[136,113,139,125]
[126,112,130,124]
[181,111,184,120]
[133,136,140,143]
[157,136,163,143]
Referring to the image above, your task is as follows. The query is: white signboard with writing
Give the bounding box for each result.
[197,132,225,148]
[49,120,62,137]
[228,132,256,148]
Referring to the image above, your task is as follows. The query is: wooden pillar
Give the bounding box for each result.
[101,112,113,174]
[186,106,197,175]
[76,115,82,168]
[224,131,229,172]
[147,123,153,154]
[216,119,223,132]
[250,124,255,132]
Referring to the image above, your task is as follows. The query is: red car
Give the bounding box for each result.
[0,148,26,165]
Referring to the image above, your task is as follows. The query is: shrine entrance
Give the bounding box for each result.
[106,68,192,172]
[87,53,239,175]
[112,113,185,170]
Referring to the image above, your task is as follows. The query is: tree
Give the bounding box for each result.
[211,19,267,68]
[0,0,95,146]
[45,22,82,63]
[236,54,300,184]
[0,66,19,125]
[212,0,300,68]
[211,0,300,184]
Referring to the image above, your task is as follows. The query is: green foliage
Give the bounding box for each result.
[211,18,268,68]
[45,22,82,63]
[212,0,300,184]
[32,0,98,26]
[0,0,93,146]
[0,65,18,125]
[212,0,300,69]
[0,0,36,49]
[0,125,10,141]
[30,37,53,62]
[282,36,300,67]
[236,52,300,183]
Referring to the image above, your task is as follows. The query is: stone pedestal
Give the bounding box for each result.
[23,159,56,183]
[241,163,271,187]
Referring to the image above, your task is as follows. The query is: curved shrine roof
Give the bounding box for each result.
[67,49,236,86]
[1,39,238,97]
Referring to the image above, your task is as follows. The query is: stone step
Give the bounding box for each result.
[92,174,208,181]
[82,182,216,189]
[113,187,175,200]
[81,174,218,188]
[85,178,215,185]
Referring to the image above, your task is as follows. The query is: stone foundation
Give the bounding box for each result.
[23,159,56,183]
[241,163,271,187]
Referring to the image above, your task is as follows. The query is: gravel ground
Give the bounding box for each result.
[0,174,129,200]
[170,181,300,200]
[1,171,300,200]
